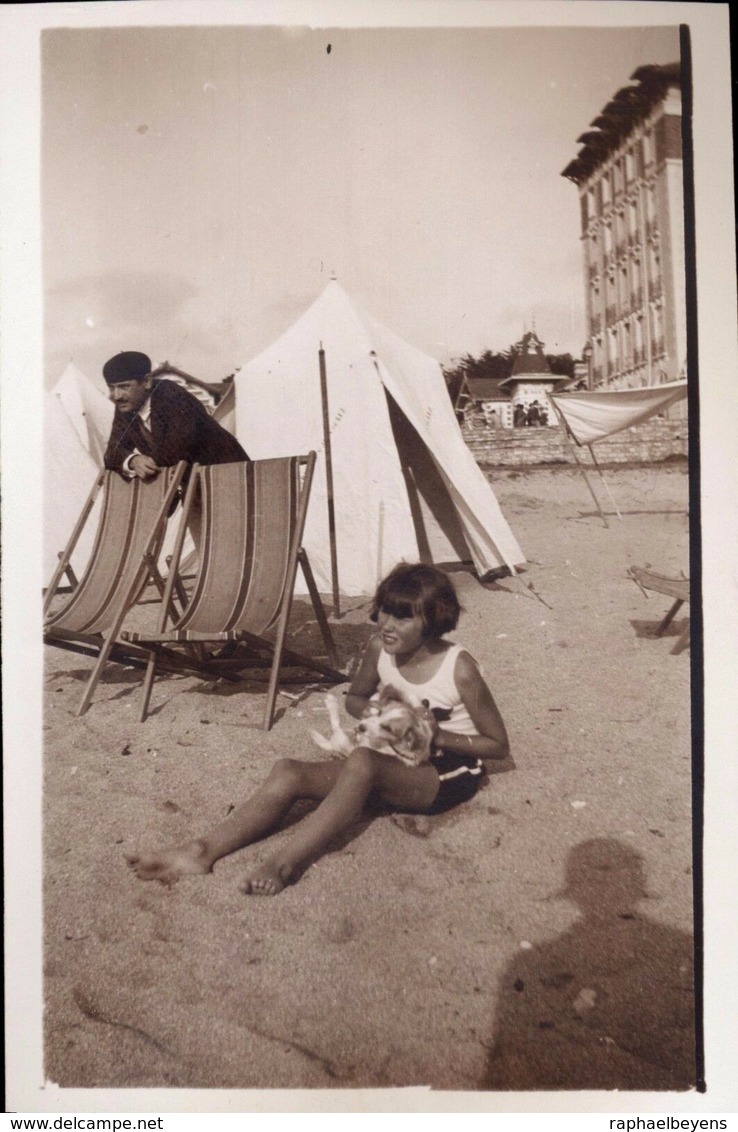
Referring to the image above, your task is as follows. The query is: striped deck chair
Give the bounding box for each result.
[44,463,187,715]
[628,566,690,654]
[122,453,345,730]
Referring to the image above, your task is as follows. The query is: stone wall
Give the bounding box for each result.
[461,419,688,468]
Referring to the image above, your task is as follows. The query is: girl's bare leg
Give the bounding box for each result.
[126,758,343,884]
[241,747,440,896]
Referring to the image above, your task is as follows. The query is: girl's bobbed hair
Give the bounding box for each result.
[370,562,461,639]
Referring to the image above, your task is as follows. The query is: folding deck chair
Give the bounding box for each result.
[628,566,691,654]
[122,453,345,730]
[44,463,187,715]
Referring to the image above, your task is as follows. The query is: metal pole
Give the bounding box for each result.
[551,399,609,528]
[319,344,341,618]
[587,443,623,521]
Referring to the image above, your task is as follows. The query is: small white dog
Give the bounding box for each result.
[311,686,435,767]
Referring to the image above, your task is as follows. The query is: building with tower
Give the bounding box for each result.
[499,330,560,426]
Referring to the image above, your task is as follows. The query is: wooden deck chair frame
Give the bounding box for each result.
[44,462,188,714]
[628,566,690,654]
[126,453,345,730]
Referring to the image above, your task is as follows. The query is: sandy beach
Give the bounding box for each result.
[42,462,694,1095]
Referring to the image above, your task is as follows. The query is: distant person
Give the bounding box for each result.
[526,402,541,427]
[488,409,500,429]
[127,562,510,896]
[539,406,549,426]
[513,403,526,428]
[103,351,248,480]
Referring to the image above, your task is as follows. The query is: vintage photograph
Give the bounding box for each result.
[4,0,736,1115]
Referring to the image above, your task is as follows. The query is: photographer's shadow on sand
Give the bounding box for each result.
[482,838,696,1091]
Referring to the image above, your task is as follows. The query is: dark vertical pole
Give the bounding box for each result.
[679,22,705,1094]
[319,344,340,618]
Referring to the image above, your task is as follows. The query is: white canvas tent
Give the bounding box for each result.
[44,364,114,582]
[234,281,525,597]
[549,381,688,526]
[50,361,116,465]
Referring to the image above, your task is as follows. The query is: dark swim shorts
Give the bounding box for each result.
[425,749,485,815]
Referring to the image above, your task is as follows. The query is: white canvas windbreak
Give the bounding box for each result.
[550,381,688,447]
[234,281,525,597]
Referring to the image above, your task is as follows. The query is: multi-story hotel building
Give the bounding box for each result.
[562,62,686,403]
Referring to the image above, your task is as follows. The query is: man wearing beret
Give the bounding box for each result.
[103,350,248,479]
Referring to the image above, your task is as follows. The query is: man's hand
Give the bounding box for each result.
[130,454,160,480]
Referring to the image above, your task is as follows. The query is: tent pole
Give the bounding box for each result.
[319,344,341,618]
[587,443,623,521]
[551,401,608,528]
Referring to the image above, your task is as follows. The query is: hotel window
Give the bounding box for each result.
[608,326,619,371]
[625,151,634,182]
[628,200,638,236]
[642,132,652,167]
[649,244,660,289]
[601,172,611,206]
[603,224,612,255]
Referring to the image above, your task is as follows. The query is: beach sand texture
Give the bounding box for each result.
[43,464,695,1093]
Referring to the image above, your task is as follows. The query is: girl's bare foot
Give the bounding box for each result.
[125,839,212,886]
[239,860,292,896]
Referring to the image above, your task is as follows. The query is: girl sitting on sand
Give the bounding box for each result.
[127,562,509,895]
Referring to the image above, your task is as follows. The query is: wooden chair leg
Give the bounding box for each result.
[139,650,159,722]
[77,634,117,716]
[299,549,341,668]
[656,599,684,637]
[263,625,290,732]
[64,562,79,590]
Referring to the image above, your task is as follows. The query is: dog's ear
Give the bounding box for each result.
[379,684,403,706]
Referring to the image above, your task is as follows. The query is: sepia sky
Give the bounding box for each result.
[42,21,679,386]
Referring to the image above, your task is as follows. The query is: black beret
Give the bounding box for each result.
[102,351,152,385]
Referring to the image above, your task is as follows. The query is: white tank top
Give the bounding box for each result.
[376,641,479,736]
